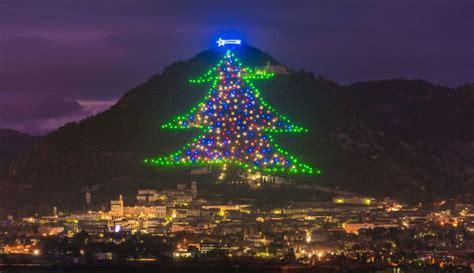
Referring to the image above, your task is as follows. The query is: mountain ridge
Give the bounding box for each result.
[1,45,473,214]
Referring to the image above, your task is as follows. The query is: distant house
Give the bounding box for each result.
[255,61,289,74]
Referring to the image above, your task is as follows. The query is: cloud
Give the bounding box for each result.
[0,95,117,135]
[77,99,117,114]
[0,93,81,120]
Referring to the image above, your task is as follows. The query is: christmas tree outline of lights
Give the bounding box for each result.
[145,49,320,175]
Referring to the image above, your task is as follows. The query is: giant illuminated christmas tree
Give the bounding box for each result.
[145,48,319,175]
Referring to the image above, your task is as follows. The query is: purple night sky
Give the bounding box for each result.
[0,0,473,135]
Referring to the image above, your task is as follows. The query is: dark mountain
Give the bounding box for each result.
[1,45,473,214]
[0,129,38,172]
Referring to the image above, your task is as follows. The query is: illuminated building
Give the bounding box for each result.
[342,222,398,234]
[77,219,109,234]
[333,196,374,206]
[122,205,167,219]
[200,243,232,255]
[110,194,124,218]
[137,189,161,204]
[202,204,250,211]
[38,226,64,236]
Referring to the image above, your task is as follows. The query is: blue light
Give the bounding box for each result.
[216,38,242,47]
